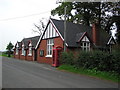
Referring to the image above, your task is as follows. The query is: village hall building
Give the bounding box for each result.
[14,18,116,65]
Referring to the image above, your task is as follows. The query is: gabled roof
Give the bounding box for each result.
[36,18,112,48]
[51,18,92,47]
[17,42,22,49]
[14,42,22,50]
[16,36,40,49]
[76,32,86,42]
[107,36,116,45]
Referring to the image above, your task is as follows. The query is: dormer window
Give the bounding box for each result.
[28,43,32,56]
[81,36,90,51]
[22,44,25,56]
[16,47,18,55]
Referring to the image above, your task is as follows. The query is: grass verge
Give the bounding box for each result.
[58,64,120,83]
[0,53,13,57]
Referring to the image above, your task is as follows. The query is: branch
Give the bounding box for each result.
[32,29,41,35]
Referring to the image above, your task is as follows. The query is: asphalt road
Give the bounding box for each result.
[2,57,118,88]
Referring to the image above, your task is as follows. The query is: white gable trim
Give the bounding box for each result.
[107,36,116,45]
[29,42,32,47]
[50,19,64,41]
[16,42,19,47]
[42,22,59,39]
[35,19,51,49]
[35,33,43,49]
[35,18,68,49]
[81,35,90,42]
[50,19,68,47]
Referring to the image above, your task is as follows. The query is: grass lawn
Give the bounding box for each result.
[0,53,13,57]
[58,64,120,83]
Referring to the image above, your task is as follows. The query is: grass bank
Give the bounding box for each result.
[58,64,119,83]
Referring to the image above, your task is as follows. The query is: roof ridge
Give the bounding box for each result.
[50,18,91,28]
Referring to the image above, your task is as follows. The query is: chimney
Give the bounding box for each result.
[92,23,99,46]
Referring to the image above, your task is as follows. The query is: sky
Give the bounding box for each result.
[0,0,117,51]
[0,0,60,51]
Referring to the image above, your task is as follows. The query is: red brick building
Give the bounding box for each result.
[14,36,39,61]
[14,18,116,65]
[35,18,116,65]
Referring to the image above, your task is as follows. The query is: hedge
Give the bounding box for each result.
[59,50,120,74]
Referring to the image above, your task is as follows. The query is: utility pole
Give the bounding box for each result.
[64,6,67,52]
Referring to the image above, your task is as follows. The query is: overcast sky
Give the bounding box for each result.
[0,0,60,51]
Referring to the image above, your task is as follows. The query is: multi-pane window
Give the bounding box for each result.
[28,43,32,56]
[81,42,90,51]
[16,47,18,55]
[47,39,54,56]
[81,36,90,51]
[28,47,32,56]
[22,44,25,56]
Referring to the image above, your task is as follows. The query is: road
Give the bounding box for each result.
[2,57,118,88]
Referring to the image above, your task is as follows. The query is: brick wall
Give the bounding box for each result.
[14,47,35,61]
[19,50,26,60]
[26,49,34,61]
[37,36,64,65]
[14,49,20,59]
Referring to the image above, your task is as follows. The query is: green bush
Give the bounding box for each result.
[59,51,74,65]
[60,50,120,74]
[74,51,92,69]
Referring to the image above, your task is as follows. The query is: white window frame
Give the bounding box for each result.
[46,39,54,57]
[16,47,18,55]
[21,44,25,56]
[28,43,32,56]
[81,42,90,51]
[81,36,90,52]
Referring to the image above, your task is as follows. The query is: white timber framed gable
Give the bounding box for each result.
[42,22,59,39]
[107,36,116,52]
[107,36,116,45]
[80,35,91,51]
[35,18,65,49]
[42,20,59,57]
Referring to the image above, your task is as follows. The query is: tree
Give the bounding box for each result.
[51,2,120,42]
[32,19,46,35]
[6,42,14,57]
[51,2,119,26]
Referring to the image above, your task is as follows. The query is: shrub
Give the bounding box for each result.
[74,51,91,69]
[59,51,74,65]
[59,49,120,74]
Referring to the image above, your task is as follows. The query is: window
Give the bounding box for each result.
[16,47,18,55]
[28,47,32,56]
[46,39,54,57]
[81,42,90,51]
[22,44,25,56]
[40,50,44,57]
[28,43,32,56]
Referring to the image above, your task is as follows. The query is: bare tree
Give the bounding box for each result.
[32,19,46,35]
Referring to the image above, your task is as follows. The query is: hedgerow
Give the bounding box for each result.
[59,49,120,74]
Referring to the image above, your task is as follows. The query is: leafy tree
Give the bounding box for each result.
[51,2,120,42]
[6,42,14,57]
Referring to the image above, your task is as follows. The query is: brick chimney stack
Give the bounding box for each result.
[92,23,99,46]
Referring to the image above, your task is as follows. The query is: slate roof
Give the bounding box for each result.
[17,42,22,49]
[51,18,110,47]
[76,32,86,42]
[21,36,40,49]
